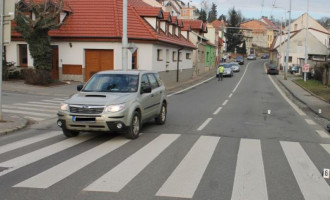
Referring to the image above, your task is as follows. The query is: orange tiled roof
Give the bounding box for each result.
[241,20,267,33]
[211,20,226,28]
[14,0,195,48]
[182,19,203,30]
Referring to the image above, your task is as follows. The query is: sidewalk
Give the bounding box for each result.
[275,72,330,121]
[0,70,216,135]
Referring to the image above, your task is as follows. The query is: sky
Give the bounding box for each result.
[182,0,330,21]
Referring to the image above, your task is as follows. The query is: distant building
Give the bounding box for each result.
[271,13,330,68]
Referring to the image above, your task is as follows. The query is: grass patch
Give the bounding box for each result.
[294,79,330,102]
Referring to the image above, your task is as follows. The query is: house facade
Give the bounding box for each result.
[271,13,330,68]
[6,0,196,86]
[182,19,214,75]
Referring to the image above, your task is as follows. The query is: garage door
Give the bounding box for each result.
[85,49,114,81]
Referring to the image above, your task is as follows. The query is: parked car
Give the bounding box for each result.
[289,65,301,74]
[235,56,244,65]
[229,62,240,72]
[247,54,257,60]
[223,63,234,77]
[261,54,270,59]
[267,65,279,75]
[57,70,168,139]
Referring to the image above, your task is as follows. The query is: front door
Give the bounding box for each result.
[51,46,59,80]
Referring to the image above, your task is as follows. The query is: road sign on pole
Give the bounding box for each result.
[302,64,310,73]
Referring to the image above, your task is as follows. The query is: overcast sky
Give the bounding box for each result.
[183,0,330,20]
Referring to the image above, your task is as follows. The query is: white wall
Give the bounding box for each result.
[6,41,34,67]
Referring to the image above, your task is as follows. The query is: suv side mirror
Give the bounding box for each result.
[77,85,84,91]
[141,86,152,94]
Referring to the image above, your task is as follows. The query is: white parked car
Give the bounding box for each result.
[229,62,240,72]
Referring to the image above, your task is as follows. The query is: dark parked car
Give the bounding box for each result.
[235,56,244,65]
[261,54,269,59]
[289,66,301,74]
[267,65,279,75]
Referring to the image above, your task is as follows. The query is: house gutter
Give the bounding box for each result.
[177,47,184,82]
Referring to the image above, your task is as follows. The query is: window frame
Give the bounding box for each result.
[18,44,28,67]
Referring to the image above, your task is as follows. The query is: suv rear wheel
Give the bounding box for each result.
[125,111,141,139]
[155,103,167,125]
[62,127,79,137]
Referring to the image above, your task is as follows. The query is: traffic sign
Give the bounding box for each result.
[302,64,310,73]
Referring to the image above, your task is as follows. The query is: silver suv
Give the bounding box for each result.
[57,70,168,139]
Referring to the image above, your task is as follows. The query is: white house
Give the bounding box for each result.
[6,0,195,86]
[271,13,330,67]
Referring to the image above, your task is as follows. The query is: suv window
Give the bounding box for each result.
[141,74,150,88]
[83,74,139,93]
[147,74,159,89]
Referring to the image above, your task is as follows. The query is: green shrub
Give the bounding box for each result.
[24,68,52,85]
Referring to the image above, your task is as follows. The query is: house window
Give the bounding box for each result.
[156,20,160,33]
[166,24,169,35]
[172,51,177,61]
[157,49,163,61]
[186,53,191,60]
[285,56,293,62]
[18,44,28,67]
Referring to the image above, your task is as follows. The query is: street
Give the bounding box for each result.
[0,60,329,200]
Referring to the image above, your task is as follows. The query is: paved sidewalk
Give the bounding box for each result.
[275,73,330,121]
[0,70,216,135]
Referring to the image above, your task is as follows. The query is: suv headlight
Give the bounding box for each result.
[104,104,125,113]
[60,103,69,111]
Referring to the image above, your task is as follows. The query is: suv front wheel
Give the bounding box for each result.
[62,127,79,137]
[155,103,167,125]
[125,111,141,139]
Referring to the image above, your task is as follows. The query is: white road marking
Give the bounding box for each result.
[266,64,306,116]
[281,141,330,200]
[0,131,62,155]
[0,135,94,176]
[2,109,54,117]
[14,137,130,189]
[231,139,268,200]
[321,144,330,154]
[41,100,64,103]
[14,103,59,109]
[213,107,222,115]
[28,101,60,106]
[305,119,316,125]
[2,105,57,113]
[222,99,228,106]
[197,118,212,131]
[84,134,180,192]
[316,130,330,139]
[229,93,233,98]
[52,98,67,101]
[156,136,220,199]
[25,116,45,121]
[232,62,250,93]
[167,77,215,97]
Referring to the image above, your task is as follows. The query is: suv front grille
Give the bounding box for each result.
[69,105,104,114]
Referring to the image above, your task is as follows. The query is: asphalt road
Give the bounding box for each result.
[0,60,329,200]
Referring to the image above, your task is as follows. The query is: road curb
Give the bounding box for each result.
[0,117,29,136]
[275,77,330,121]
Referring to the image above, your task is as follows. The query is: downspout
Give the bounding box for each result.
[195,37,202,76]
[177,47,184,82]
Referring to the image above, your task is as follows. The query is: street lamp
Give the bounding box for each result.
[0,0,4,121]
[284,0,292,80]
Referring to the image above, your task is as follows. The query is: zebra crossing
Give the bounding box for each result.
[2,98,66,122]
[0,132,329,199]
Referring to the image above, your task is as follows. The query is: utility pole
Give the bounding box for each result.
[0,0,4,121]
[122,0,128,71]
[304,0,309,82]
[284,0,292,80]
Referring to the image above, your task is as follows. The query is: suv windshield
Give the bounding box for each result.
[82,74,139,93]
